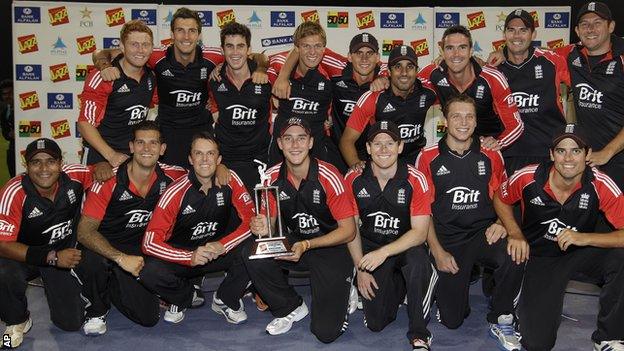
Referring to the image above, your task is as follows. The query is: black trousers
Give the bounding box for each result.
[360,244,436,342]
[519,248,624,351]
[434,232,524,329]
[0,258,83,331]
[73,248,160,327]
[242,240,354,343]
[139,244,250,310]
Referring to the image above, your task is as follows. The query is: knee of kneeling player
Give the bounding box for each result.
[312,325,344,344]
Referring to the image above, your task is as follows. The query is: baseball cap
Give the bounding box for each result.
[349,33,379,53]
[577,1,612,22]
[388,45,418,67]
[551,123,588,149]
[367,120,401,142]
[505,9,535,30]
[25,138,62,162]
[278,117,311,137]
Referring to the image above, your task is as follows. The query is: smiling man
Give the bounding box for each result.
[0,139,93,348]
[75,121,186,336]
[78,20,156,180]
[340,45,437,169]
[419,25,523,151]
[494,123,624,350]
[243,118,356,342]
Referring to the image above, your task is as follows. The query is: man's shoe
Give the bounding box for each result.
[83,315,106,336]
[489,314,521,351]
[191,286,205,308]
[4,317,32,347]
[594,340,624,351]
[164,304,185,324]
[211,292,247,324]
[265,301,308,335]
[412,336,432,351]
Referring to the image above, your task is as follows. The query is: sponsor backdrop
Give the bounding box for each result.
[12,2,569,172]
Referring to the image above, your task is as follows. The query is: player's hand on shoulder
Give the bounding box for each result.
[100,66,121,81]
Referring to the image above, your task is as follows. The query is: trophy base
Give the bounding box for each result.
[248,237,293,259]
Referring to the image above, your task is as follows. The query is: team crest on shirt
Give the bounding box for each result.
[397,188,406,204]
[579,193,590,210]
[606,61,616,75]
[475,85,485,99]
[147,78,153,91]
[200,67,208,80]
[67,189,76,204]
[159,181,167,195]
[317,82,325,91]
[216,192,225,206]
[534,65,543,79]
[254,85,262,94]
[312,189,321,204]
[419,94,427,108]
[477,161,486,176]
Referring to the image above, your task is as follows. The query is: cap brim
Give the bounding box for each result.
[388,56,418,67]
[552,135,587,149]
[350,42,378,53]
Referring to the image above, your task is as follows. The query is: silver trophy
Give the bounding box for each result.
[248,161,293,259]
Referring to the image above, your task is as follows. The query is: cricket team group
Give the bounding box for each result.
[1,2,624,350]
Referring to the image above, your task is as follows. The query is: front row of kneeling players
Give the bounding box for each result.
[2,103,624,350]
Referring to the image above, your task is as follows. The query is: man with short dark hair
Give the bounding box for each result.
[243,118,356,342]
[341,45,437,168]
[0,138,93,347]
[419,25,523,151]
[417,95,523,351]
[346,120,436,351]
[140,132,255,324]
[495,123,624,350]
[76,121,186,335]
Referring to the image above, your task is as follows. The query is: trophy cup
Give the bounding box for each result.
[249,162,293,259]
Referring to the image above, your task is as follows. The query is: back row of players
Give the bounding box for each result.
[1,3,624,350]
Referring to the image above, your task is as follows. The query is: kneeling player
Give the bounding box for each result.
[243,118,356,343]
[0,139,93,347]
[417,95,523,350]
[346,121,436,350]
[140,132,255,324]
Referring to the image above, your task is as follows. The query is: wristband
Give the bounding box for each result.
[46,250,58,266]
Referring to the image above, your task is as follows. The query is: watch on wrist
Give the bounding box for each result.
[46,250,58,266]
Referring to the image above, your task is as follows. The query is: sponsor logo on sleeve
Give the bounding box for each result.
[271,11,295,27]
[18,120,42,137]
[411,39,429,57]
[19,91,40,111]
[48,6,69,26]
[50,119,71,139]
[327,11,349,28]
[380,12,404,28]
[435,12,459,28]
[467,11,486,30]
[382,39,403,56]
[16,64,42,81]
[217,9,236,28]
[47,93,73,109]
[14,6,41,23]
[301,10,320,23]
[105,7,126,27]
[545,12,569,28]
[356,11,375,29]
[76,35,96,55]
[18,34,38,54]
[131,9,156,25]
[49,63,70,82]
